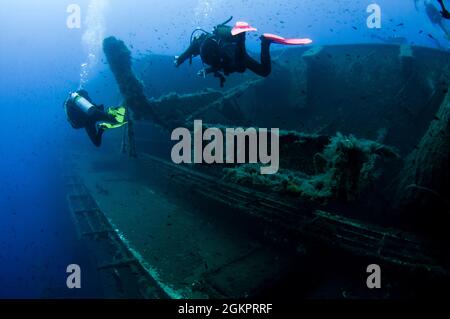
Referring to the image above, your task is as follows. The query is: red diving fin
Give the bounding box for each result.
[231,21,258,36]
[263,33,313,45]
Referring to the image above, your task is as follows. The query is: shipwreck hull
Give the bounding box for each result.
[66,39,450,298]
[64,151,450,298]
[101,40,450,155]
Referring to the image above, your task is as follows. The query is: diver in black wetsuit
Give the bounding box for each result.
[416,0,450,18]
[438,0,450,19]
[64,90,127,147]
[174,18,273,87]
[421,0,450,41]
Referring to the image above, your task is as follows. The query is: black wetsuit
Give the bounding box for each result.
[438,0,450,19]
[65,90,115,147]
[176,25,272,87]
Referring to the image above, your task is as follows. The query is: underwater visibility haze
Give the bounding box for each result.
[0,0,450,300]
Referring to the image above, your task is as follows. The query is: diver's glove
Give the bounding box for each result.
[197,69,207,78]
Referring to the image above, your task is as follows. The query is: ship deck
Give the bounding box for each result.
[65,151,303,298]
[64,148,450,299]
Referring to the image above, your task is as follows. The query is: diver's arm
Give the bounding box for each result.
[175,42,201,67]
[175,35,206,67]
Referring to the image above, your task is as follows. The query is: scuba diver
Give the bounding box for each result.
[438,0,450,19]
[64,90,127,147]
[415,1,450,18]
[415,0,450,43]
[427,0,450,40]
[174,17,312,87]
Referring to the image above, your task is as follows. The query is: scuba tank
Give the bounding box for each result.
[189,16,234,46]
[213,16,235,42]
[200,16,237,67]
[64,91,96,129]
[69,92,95,114]
[189,17,237,87]
[213,25,234,42]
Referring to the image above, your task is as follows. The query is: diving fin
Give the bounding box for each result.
[98,120,128,131]
[231,21,258,36]
[99,106,128,130]
[263,33,313,45]
[107,106,127,124]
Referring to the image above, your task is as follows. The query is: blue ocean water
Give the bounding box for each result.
[0,0,448,298]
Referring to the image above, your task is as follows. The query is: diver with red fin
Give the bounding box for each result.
[174,17,312,87]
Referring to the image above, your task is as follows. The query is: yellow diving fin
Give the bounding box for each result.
[99,106,128,130]
[107,106,127,124]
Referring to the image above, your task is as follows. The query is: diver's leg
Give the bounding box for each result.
[85,124,104,147]
[438,0,450,19]
[87,106,115,123]
[235,33,248,73]
[244,38,272,77]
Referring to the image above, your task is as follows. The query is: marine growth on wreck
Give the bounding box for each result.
[4,0,450,303]
[77,33,450,299]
